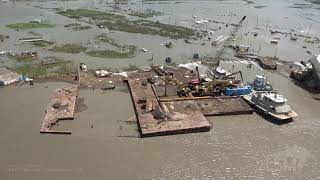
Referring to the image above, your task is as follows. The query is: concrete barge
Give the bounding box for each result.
[40,86,79,134]
[125,79,211,137]
[0,67,22,86]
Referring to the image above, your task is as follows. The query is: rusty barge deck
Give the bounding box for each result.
[40,86,79,134]
[126,79,211,137]
[160,96,253,116]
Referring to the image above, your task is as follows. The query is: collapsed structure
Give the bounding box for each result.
[0,66,22,86]
[291,54,320,90]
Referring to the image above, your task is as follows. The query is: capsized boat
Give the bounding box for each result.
[243,92,298,120]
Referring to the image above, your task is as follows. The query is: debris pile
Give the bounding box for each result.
[0,67,23,86]
[291,54,320,90]
[7,51,38,61]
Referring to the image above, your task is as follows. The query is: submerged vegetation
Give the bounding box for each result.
[96,33,136,48]
[122,64,141,71]
[96,34,121,47]
[308,0,320,5]
[28,31,41,36]
[71,25,92,31]
[8,54,38,62]
[6,22,55,30]
[64,23,92,31]
[129,9,163,18]
[57,9,194,39]
[14,64,47,77]
[93,34,137,58]
[50,44,87,53]
[254,5,267,9]
[57,8,122,19]
[13,60,75,78]
[85,45,136,58]
[30,40,55,47]
[49,41,136,58]
[64,23,81,27]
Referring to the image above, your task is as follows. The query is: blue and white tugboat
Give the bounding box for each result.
[250,75,273,92]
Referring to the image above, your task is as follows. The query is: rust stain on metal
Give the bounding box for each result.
[40,86,79,134]
[162,96,253,116]
[126,79,211,137]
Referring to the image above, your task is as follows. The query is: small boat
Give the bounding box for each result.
[290,36,297,41]
[270,29,278,34]
[184,39,192,44]
[165,57,172,63]
[243,92,298,120]
[80,63,87,71]
[193,53,199,59]
[250,75,273,91]
[208,66,232,79]
[0,51,7,55]
[213,66,228,79]
[95,70,112,77]
[165,42,173,48]
[139,48,148,52]
[270,39,279,44]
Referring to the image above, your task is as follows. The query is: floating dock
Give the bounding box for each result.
[126,79,211,137]
[160,96,253,116]
[40,86,78,134]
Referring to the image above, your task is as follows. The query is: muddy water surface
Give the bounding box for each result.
[0,74,320,179]
[1,0,320,179]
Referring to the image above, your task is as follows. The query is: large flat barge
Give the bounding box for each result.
[126,79,211,137]
[40,86,78,134]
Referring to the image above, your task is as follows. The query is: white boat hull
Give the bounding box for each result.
[243,95,298,120]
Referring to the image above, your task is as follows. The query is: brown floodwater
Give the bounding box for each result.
[1,67,320,179]
[1,0,320,179]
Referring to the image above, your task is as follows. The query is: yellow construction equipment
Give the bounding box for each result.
[192,71,243,96]
[194,79,238,96]
[163,76,190,97]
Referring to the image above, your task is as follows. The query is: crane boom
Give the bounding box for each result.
[221,71,244,82]
[206,16,246,78]
[214,16,246,61]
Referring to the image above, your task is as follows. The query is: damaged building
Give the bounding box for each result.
[291,54,320,90]
[0,66,22,86]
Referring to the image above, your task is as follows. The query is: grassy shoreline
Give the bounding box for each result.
[13,61,75,78]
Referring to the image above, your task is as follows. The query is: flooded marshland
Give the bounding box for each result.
[1,0,320,179]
